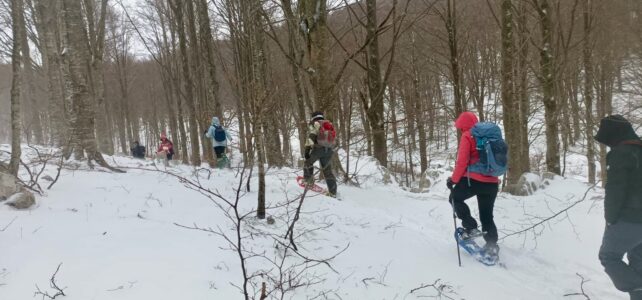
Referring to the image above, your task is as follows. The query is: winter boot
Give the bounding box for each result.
[460,228,483,240]
[304,177,315,188]
[483,242,500,258]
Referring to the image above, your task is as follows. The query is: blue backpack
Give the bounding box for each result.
[468,122,508,177]
[213,125,226,142]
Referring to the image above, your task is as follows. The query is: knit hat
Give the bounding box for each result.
[160,132,167,140]
[594,115,640,147]
[310,111,324,122]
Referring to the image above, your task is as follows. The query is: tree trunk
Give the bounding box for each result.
[365,0,388,167]
[446,0,464,118]
[583,0,596,183]
[61,0,118,171]
[501,0,525,184]
[9,0,24,176]
[35,0,66,146]
[169,0,201,166]
[536,0,561,175]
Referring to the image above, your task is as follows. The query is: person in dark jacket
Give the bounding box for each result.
[131,141,146,159]
[595,115,642,300]
[303,111,337,197]
[447,111,500,257]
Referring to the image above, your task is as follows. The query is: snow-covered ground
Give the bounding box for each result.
[0,147,625,300]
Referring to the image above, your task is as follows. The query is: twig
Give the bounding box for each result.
[409,279,457,299]
[563,273,591,299]
[34,263,66,300]
[1,217,17,231]
[501,184,596,241]
[47,154,64,190]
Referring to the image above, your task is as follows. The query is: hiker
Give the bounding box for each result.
[447,111,501,257]
[595,115,642,300]
[131,141,146,159]
[303,111,337,197]
[205,117,232,168]
[156,133,174,161]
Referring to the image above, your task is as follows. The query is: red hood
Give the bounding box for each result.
[454,112,479,131]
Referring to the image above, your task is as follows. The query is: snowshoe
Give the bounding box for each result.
[455,227,499,266]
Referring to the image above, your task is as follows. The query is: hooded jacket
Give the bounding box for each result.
[206,117,232,147]
[157,135,174,154]
[452,112,499,184]
[595,115,642,224]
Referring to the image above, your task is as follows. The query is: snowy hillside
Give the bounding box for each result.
[0,148,624,300]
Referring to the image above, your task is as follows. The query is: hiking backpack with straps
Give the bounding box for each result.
[317,120,337,148]
[213,125,226,142]
[468,122,508,177]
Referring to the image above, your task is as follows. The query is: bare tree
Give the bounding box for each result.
[60,0,120,171]
[8,0,24,176]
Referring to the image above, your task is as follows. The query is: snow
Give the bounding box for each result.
[0,146,625,300]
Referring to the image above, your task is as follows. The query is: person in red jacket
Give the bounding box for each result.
[156,133,174,161]
[447,111,500,256]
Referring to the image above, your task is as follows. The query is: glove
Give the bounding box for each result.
[446,177,455,190]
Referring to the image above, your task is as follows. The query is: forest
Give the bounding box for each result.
[0,0,641,299]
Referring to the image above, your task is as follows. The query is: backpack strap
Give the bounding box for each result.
[621,140,642,147]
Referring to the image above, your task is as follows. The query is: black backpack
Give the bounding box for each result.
[213,126,226,142]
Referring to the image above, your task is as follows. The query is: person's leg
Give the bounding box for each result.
[630,243,642,277]
[450,180,478,230]
[476,183,499,244]
[304,147,321,184]
[214,146,225,159]
[319,148,337,195]
[599,222,642,293]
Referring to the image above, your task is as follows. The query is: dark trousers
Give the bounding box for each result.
[450,177,499,244]
[166,153,173,161]
[214,146,226,159]
[599,221,642,299]
[304,146,337,194]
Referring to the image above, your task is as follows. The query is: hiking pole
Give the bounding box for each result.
[449,188,462,267]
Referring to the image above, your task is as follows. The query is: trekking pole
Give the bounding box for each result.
[449,188,462,267]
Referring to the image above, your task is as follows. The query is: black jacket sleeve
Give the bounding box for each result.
[605,147,634,224]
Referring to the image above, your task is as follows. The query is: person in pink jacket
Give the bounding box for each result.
[447,112,500,256]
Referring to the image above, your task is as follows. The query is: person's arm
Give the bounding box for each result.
[205,126,213,139]
[308,122,320,144]
[604,147,634,224]
[451,134,471,184]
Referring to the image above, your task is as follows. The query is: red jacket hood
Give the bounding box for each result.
[455,112,479,131]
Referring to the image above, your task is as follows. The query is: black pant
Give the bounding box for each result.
[304,146,337,194]
[450,177,499,244]
[166,153,173,161]
[599,222,642,298]
[214,146,226,159]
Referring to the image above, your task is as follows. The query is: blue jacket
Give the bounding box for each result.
[205,117,232,147]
